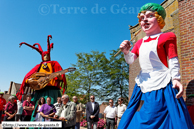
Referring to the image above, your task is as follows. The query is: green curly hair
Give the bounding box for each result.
[137,3,166,29]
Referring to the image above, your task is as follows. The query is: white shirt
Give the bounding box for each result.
[16,100,23,114]
[91,102,95,111]
[54,102,62,114]
[104,105,117,118]
[117,104,127,117]
[60,106,66,118]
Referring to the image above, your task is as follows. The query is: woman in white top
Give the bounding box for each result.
[15,99,23,121]
[34,97,45,121]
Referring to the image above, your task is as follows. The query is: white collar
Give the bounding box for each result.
[143,32,163,40]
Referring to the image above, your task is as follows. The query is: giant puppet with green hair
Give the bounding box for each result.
[118,3,193,128]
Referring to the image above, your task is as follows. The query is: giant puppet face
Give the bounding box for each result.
[43,54,50,62]
[139,11,161,35]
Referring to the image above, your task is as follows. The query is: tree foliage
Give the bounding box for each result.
[64,71,83,102]
[65,50,129,103]
[98,49,129,102]
[65,51,108,103]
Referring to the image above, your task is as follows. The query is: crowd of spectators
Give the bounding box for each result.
[0,93,79,129]
[0,92,128,129]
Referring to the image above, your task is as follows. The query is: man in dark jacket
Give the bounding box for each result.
[86,95,99,129]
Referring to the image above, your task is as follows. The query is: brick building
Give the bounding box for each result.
[128,0,194,104]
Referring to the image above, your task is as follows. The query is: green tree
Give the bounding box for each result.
[63,50,129,104]
[64,71,83,102]
[66,51,109,103]
[98,49,129,102]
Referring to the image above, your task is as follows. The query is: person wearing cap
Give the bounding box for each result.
[187,94,194,125]
[119,3,193,128]
[0,92,6,124]
[3,95,17,129]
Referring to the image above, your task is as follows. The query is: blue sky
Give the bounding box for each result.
[0,0,164,92]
